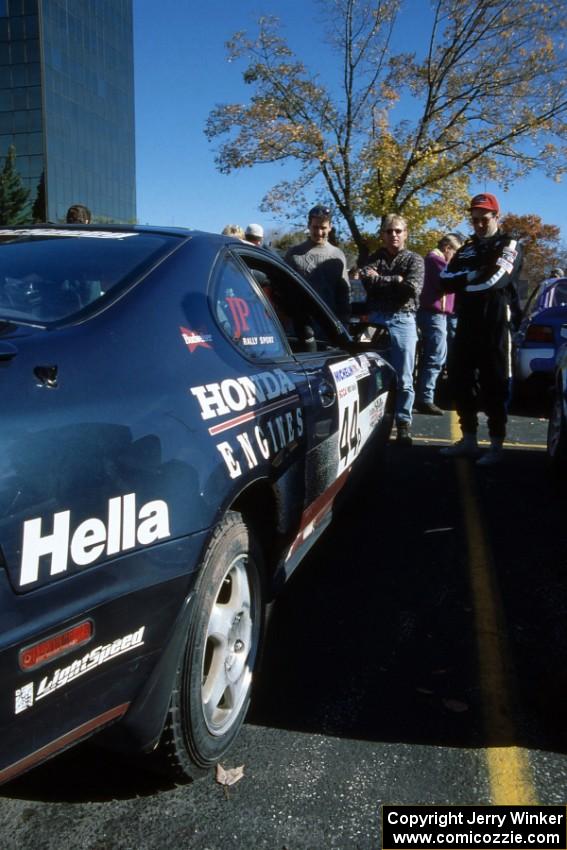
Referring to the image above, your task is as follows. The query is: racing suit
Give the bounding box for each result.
[440,231,523,440]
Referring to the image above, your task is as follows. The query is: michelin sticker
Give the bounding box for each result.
[14,627,145,714]
[329,356,382,473]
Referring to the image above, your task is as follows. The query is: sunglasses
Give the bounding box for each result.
[385,228,404,235]
[309,205,331,218]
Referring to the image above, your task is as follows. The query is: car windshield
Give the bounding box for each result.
[0,229,182,324]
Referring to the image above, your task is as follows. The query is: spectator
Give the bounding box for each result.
[440,193,523,466]
[221,224,245,239]
[244,223,264,246]
[359,214,424,445]
[414,233,462,415]
[66,204,91,224]
[550,267,564,278]
[284,204,350,324]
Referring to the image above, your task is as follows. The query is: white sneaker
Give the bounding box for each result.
[440,438,481,458]
[476,446,503,466]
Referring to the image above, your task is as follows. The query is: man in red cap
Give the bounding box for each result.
[439,192,523,465]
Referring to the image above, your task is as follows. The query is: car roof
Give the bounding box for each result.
[0,224,277,254]
[541,276,567,290]
[1,223,251,238]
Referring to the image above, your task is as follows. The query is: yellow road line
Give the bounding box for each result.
[412,434,546,450]
[450,413,537,804]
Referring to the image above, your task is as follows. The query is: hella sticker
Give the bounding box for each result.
[19,494,170,587]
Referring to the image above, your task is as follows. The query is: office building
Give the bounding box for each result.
[0,0,136,223]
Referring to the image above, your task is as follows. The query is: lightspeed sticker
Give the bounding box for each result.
[14,627,145,714]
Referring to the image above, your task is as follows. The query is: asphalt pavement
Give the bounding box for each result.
[2,406,566,850]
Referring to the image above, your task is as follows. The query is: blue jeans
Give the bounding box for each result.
[370,310,418,424]
[416,310,448,404]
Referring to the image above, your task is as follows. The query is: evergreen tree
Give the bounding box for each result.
[31,170,46,223]
[0,145,31,225]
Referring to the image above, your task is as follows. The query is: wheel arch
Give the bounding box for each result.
[103,479,281,758]
[231,478,280,597]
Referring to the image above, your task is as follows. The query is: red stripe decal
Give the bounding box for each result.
[287,466,351,559]
[208,394,300,436]
[0,702,130,786]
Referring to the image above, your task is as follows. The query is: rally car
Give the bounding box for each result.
[0,225,395,784]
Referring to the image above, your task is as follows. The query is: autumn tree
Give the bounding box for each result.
[0,145,30,225]
[206,0,566,257]
[270,229,309,255]
[500,213,562,289]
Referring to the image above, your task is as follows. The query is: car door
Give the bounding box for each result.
[208,250,315,542]
[233,248,391,577]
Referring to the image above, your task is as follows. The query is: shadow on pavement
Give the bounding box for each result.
[250,442,567,757]
[0,744,179,803]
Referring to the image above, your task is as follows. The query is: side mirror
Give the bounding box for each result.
[348,321,391,353]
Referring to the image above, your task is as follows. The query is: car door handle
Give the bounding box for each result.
[318,380,336,408]
[0,342,18,360]
[34,365,58,387]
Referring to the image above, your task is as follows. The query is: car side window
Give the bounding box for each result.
[237,254,345,355]
[213,255,289,361]
[524,286,542,317]
[553,282,567,307]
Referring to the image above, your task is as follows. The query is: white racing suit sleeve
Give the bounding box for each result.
[465,239,521,292]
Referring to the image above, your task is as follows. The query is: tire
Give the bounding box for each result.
[547,384,567,478]
[158,511,264,779]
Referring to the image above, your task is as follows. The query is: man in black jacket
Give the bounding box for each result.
[439,193,523,466]
[359,214,424,446]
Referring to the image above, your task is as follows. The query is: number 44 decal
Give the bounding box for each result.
[339,400,362,464]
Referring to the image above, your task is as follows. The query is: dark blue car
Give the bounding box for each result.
[513,276,567,403]
[0,225,395,784]
[547,341,567,476]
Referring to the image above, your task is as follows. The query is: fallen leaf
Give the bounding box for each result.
[442,698,469,713]
[216,763,245,787]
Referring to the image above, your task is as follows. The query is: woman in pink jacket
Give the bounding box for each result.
[414,233,462,415]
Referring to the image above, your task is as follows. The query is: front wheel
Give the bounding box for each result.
[159,511,264,778]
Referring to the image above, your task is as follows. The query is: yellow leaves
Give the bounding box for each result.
[207,1,567,256]
[380,85,399,103]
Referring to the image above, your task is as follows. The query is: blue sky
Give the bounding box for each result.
[133,0,566,242]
